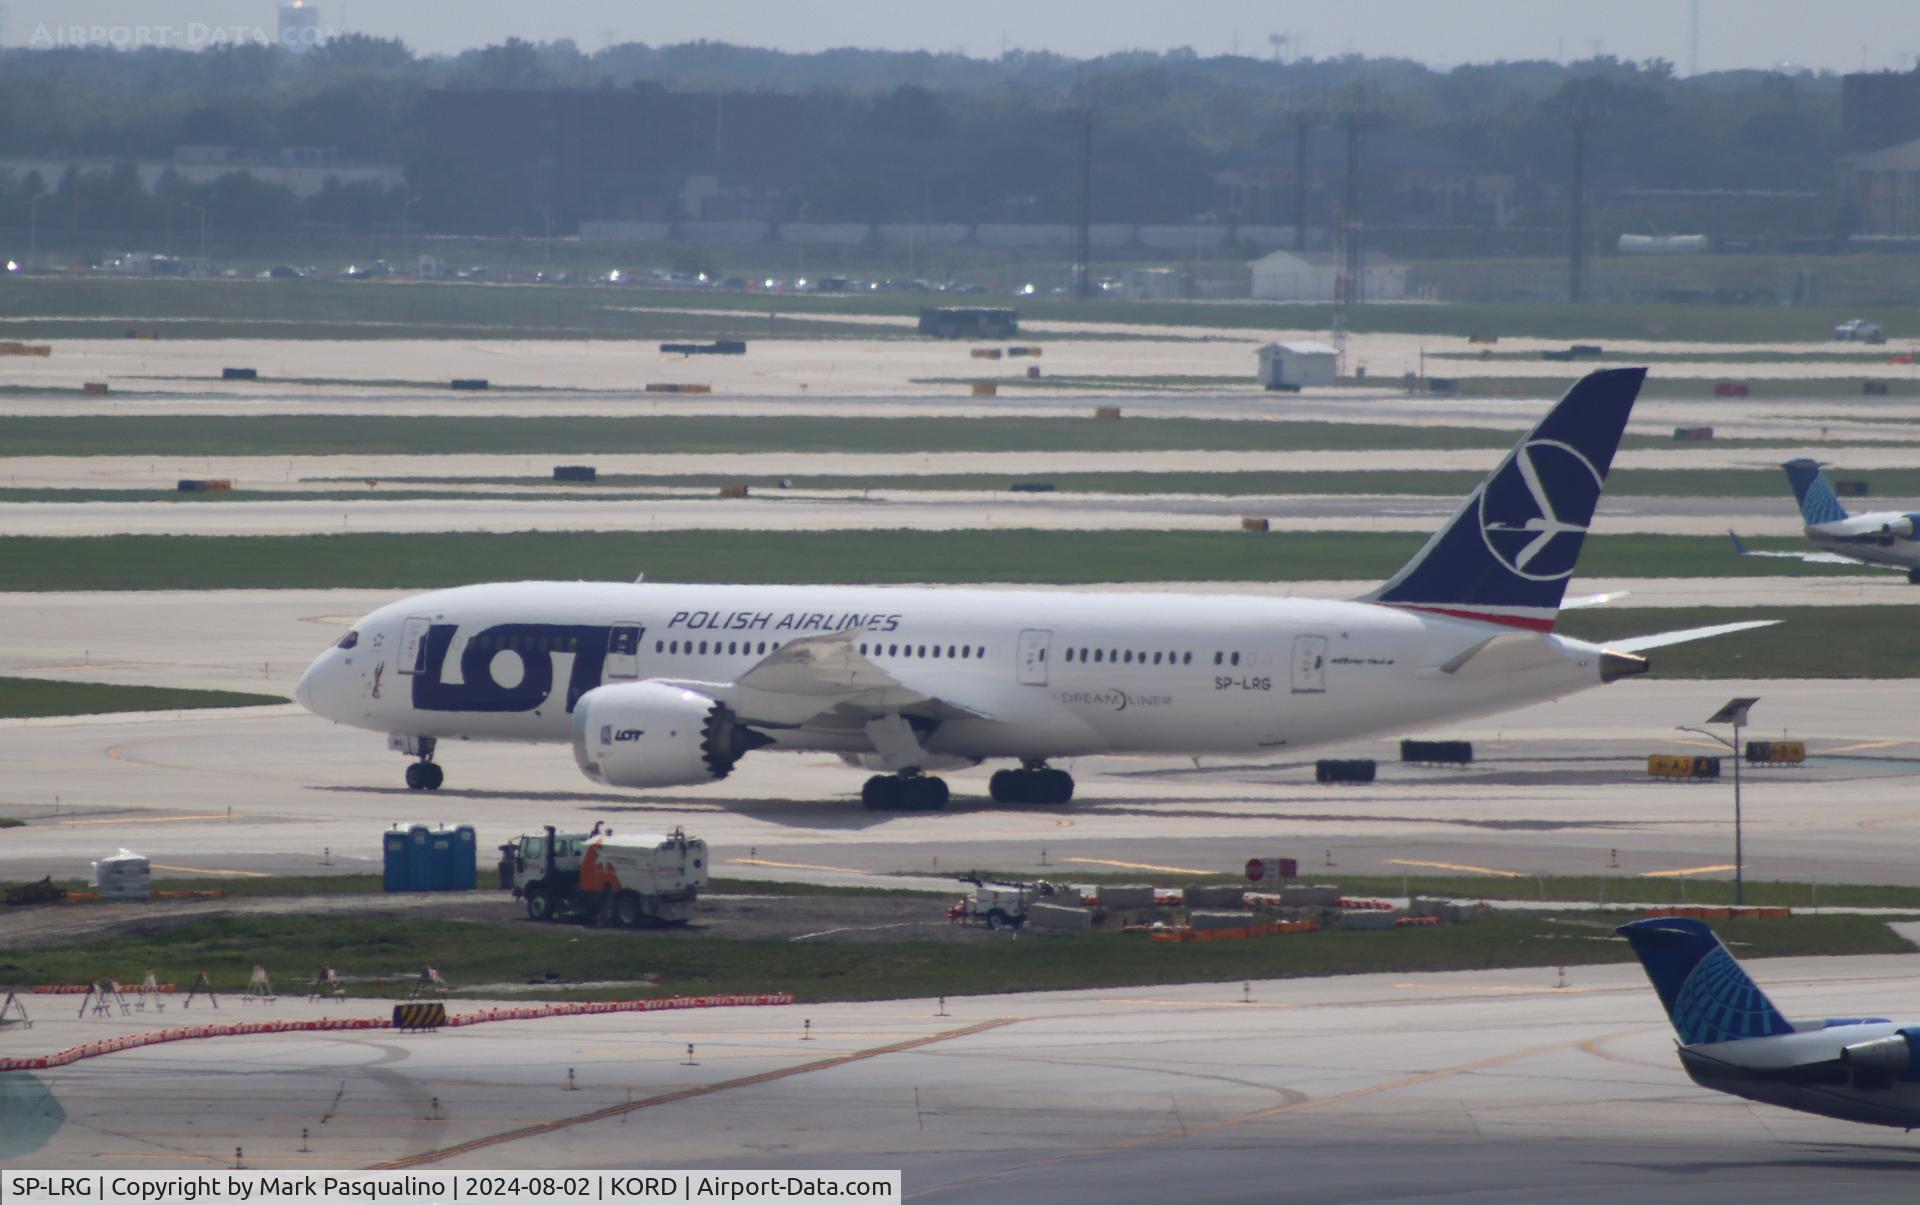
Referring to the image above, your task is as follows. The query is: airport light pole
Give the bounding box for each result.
[401,195,423,276]
[1677,696,1759,906]
[29,192,49,269]
[182,205,207,274]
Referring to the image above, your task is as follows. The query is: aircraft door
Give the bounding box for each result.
[606,622,646,680]
[1017,628,1052,686]
[1291,634,1328,694]
[397,616,433,675]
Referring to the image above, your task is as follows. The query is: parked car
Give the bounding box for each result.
[1833,318,1886,343]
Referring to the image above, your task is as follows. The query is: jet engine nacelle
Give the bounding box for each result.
[1840,1029,1920,1085]
[1823,513,1917,541]
[571,681,770,789]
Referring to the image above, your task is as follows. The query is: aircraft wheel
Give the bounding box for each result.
[908,777,950,811]
[421,763,445,791]
[1041,769,1074,804]
[862,775,902,810]
[989,769,1024,804]
[1908,568,1920,585]
[404,762,425,791]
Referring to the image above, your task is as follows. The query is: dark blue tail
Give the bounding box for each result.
[1365,367,1646,631]
[1782,458,1849,525]
[1617,917,1792,1046]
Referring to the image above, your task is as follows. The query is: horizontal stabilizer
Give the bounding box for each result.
[1728,530,1860,565]
[1425,632,1568,678]
[1562,590,1628,609]
[1606,620,1777,654]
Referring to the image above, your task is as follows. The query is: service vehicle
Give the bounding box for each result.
[502,824,707,926]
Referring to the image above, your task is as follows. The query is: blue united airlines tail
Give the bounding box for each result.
[1364,366,1646,631]
[1617,917,1793,1046]
[1782,458,1849,526]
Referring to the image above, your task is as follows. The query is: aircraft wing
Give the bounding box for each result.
[715,628,998,729]
[1728,529,1861,565]
[1605,619,1778,654]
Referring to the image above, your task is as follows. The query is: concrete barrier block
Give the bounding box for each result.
[1184,884,1248,908]
[1097,884,1155,908]
[1279,885,1340,906]
[1028,903,1095,931]
[1189,910,1256,931]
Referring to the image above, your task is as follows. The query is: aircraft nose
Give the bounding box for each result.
[294,655,324,715]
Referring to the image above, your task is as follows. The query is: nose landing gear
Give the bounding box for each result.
[392,734,443,791]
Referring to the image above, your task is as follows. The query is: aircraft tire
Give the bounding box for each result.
[422,763,445,791]
[988,769,1024,804]
[1041,770,1074,804]
[404,763,425,791]
[909,777,950,810]
[862,775,902,810]
[1908,568,1920,585]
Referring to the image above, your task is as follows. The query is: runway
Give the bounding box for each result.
[0,489,1815,538]
[6,956,1920,1201]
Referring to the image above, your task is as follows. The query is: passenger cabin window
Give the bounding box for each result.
[1213,652,1223,665]
[1231,652,1241,666]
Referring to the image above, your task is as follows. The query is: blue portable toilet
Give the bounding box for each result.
[449,825,477,890]
[405,824,434,893]
[382,827,409,892]
[426,828,455,891]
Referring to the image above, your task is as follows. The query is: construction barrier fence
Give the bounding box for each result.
[0,993,794,1072]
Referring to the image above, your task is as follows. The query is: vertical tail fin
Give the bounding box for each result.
[1364,366,1646,631]
[1782,458,1849,526]
[1616,917,1793,1045]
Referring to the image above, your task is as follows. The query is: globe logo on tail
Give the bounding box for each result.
[1477,439,1604,582]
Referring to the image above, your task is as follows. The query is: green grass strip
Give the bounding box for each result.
[0,911,1898,1002]
[0,531,1859,593]
[0,676,286,718]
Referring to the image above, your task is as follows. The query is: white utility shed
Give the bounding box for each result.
[1257,341,1338,390]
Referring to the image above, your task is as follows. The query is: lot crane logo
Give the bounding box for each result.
[1477,438,1603,582]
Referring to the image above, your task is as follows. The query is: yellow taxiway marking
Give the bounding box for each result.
[149,863,272,878]
[1394,982,1598,995]
[1824,738,1908,754]
[1058,857,1214,875]
[910,1034,1614,1200]
[54,813,229,827]
[1383,857,1524,879]
[723,857,876,876]
[1638,864,1737,879]
[1093,999,1298,1009]
[375,1017,1021,1169]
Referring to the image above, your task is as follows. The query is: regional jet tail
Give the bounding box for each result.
[1620,917,1920,1128]
[296,367,1771,807]
[1728,458,1920,583]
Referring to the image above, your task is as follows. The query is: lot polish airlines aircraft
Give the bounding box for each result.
[296,367,1767,808]
[1729,458,1920,583]
[1621,917,1920,1128]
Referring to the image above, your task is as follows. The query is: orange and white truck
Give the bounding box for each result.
[503,824,708,926]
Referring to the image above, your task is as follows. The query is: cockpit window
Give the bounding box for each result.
[336,630,359,650]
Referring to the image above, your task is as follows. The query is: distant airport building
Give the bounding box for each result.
[1836,138,1920,236]
[277,1,322,52]
[1842,70,1920,153]
[1250,249,1406,302]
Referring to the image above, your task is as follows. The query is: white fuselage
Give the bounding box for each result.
[1807,513,1920,570]
[296,581,1614,767]
[1680,1022,1920,1129]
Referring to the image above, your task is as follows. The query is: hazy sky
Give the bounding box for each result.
[14,0,1920,74]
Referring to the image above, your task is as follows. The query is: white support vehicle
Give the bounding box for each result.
[502,825,708,926]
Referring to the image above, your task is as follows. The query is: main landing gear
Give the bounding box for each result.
[862,772,950,811]
[990,762,1074,805]
[396,734,444,792]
